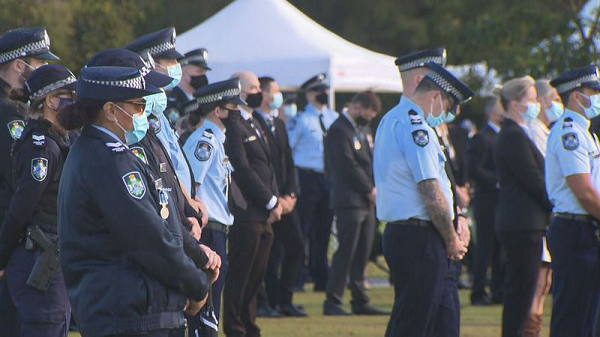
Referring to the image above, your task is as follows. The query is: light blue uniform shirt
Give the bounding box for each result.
[545,109,600,215]
[373,96,454,222]
[286,103,338,173]
[155,112,193,195]
[183,119,234,226]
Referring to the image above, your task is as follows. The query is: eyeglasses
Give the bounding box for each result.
[120,100,146,114]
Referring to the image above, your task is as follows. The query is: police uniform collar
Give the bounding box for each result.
[563,108,590,128]
[91,124,128,148]
[342,110,358,129]
[202,119,225,143]
[305,103,326,115]
[255,108,272,121]
[400,96,425,119]
[240,108,253,121]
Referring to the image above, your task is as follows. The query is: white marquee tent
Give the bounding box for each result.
[176,0,403,98]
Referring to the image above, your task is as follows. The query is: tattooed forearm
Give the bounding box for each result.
[417,179,456,244]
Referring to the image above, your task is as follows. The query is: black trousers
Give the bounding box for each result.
[383,223,459,337]
[547,217,600,337]
[223,221,273,337]
[471,194,505,301]
[327,207,375,307]
[496,230,543,337]
[296,168,334,291]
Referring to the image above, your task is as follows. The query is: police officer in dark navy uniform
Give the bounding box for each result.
[57,66,210,337]
[0,26,60,336]
[0,64,73,337]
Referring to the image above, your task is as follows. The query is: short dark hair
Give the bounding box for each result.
[351,90,382,113]
[259,76,275,91]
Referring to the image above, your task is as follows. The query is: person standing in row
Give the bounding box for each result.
[494,76,552,337]
[287,73,338,292]
[546,65,600,337]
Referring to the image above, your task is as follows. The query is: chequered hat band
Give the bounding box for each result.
[29,76,76,101]
[180,55,205,65]
[81,74,146,90]
[398,56,445,72]
[426,71,464,103]
[555,73,600,94]
[184,101,200,114]
[197,88,241,104]
[148,41,176,57]
[0,39,49,64]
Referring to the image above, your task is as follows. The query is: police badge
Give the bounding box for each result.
[353,135,362,150]
[131,147,148,165]
[31,158,48,182]
[562,132,579,150]
[195,141,213,161]
[7,120,25,140]
[122,171,146,199]
[412,130,429,147]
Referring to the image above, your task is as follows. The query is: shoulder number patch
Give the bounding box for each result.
[122,171,146,199]
[562,132,579,151]
[195,141,213,161]
[131,147,148,165]
[412,130,429,147]
[7,120,25,140]
[31,158,48,182]
[408,109,423,125]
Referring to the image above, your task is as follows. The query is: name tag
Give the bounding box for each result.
[243,135,257,143]
[159,163,167,173]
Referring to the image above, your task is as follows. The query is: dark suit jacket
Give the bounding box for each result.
[325,114,374,210]
[253,111,298,196]
[225,110,278,222]
[448,124,469,186]
[493,119,551,232]
[468,123,499,195]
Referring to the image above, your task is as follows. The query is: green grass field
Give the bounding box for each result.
[68,285,552,337]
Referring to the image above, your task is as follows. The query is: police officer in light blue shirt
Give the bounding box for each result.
[374,61,473,337]
[545,65,600,337]
[183,78,243,324]
[286,73,338,291]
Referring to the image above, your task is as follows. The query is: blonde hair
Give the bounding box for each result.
[496,75,535,110]
[534,79,553,98]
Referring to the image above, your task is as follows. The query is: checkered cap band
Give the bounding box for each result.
[0,39,49,64]
[81,73,146,90]
[180,55,205,65]
[398,56,445,72]
[148,40,175,57]
[197,87,241,104]
[426,71,464,103]
[555,73,600,94]
[29,76,76,101]
[184,101,200,114]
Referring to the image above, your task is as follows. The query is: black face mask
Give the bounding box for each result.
[356,116,369,126]
[189,74,208,90]
[245,92,263,108]
[224,109,241,125]
[316,92,329,105]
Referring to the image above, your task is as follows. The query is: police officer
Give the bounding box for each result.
[57,66,210,337]
[0,64,73,337]
[0,26,60,336]
[545,65,600,337]
[183,78,242,324]
[374,62,473,337]
[171,48,211,134]
[287,73,338,291]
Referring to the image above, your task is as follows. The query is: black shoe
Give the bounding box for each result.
[352,304,389,316]
[471,296,492,306]
[257,304,283,318]
[278,303,308,317]
[323,300,351,316]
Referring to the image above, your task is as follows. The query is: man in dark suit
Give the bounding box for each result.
[467,96,505,305]
[254,77,306,317]
[323,91,387,316]
[222,71,283,337]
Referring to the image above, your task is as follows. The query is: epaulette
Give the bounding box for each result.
[408,109,423,125]
[105,142,127,153]
[32,133,45,146]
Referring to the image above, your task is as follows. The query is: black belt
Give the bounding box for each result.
[297,167,324,176]
[554,212,594,223]
[206,221,229,234]
[388,218,433,228]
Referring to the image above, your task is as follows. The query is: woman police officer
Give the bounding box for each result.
[57,66,209,337]
[0,64,75,337]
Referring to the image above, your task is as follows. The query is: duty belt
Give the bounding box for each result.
[553,212,594,223]
[206,221,229,234]
[388,218,433,228]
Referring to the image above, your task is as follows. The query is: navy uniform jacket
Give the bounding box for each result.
[58,126,209,337]
[0,118,68,269]
[326,113,374,210]
[0,78,26,221]
[224,110,278,222]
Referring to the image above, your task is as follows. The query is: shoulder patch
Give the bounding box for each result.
[31,157,48,182]
[105,142,127,153]
[165,108,179,124]
[195,141,213,161]
[408,110,423,125]
[7,120,25,140]
[122,171,146,199]
[412,129,429,147]
[202,129,214,139]
[131,147,148,165]
[149,116,162,134]
[32,134,45,146]
[562,117,573,129]
[562,132,579,150]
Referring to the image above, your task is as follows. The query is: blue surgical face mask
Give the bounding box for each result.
[283,104,297,118]
[145,91,168,116]
[545,101,563,122]
[426,95,446,128]
[445,112,456,123]
[520,102,541,122]
[578,93,600,119]
[269,92,283,110]
[114,104,149,145]
[161,63,182,90]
